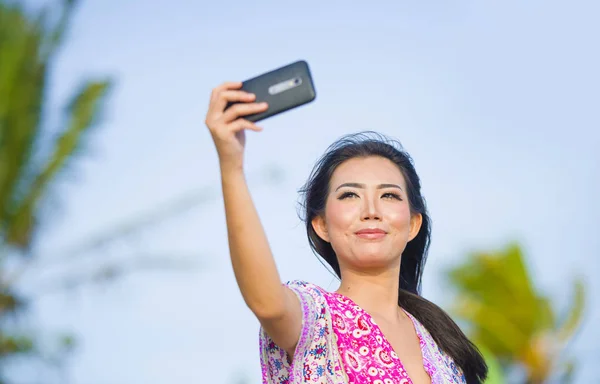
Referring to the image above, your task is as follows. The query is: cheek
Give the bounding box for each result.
[386,204,412,230]
[325,200,359,234]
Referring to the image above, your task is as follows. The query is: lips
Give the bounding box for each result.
[355,228,387,239]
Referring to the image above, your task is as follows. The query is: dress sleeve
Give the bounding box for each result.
[259,280,338,383]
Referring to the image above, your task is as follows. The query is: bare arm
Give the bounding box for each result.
[206,82,302,356]
[221,169,301,354]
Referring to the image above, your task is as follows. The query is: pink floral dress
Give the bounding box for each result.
[259,280,466,384]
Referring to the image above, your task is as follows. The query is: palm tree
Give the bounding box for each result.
[0,0,111,377]
[0,0,111,250]
[0,3,285,381]
[447,243,586,383]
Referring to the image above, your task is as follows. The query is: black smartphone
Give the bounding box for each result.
[226,60,316,122]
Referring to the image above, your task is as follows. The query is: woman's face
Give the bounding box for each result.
[312,156,422,272]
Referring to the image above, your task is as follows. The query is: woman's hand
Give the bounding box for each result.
[204,81,268,171]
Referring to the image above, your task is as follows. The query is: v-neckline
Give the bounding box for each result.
[330,291,431,384]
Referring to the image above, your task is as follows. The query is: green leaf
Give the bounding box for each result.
[446,243,587,383]
[448,244,547,340]
[451,296,526,355]
[477,344,506,384]
[4,79,112,248]
[556,278,586,344]
[0,334,34,356]
[0,289,25,315]
[0,1,47,234]
[44,0,78,59]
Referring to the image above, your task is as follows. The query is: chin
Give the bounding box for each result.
[350,248,397,269]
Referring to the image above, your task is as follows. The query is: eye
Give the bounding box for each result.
[382,192,402,201]
[338,191,358,200]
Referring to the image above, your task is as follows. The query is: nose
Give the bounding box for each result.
[361,194,381,221]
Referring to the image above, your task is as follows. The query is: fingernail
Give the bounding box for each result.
[260,102,268,107]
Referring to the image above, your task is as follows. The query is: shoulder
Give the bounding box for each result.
[259,281,343,383]
[283,280,331,318]
[284,279,328,296]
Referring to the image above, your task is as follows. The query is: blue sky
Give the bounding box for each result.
[14,0,600,383]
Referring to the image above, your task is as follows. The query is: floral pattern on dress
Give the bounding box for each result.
[325,292,414,383]
[259,281,346,384]
[259,281,466,384]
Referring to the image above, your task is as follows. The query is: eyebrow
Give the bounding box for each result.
[334,182,403,192]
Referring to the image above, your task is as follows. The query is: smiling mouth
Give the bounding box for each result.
[355,229,387,240]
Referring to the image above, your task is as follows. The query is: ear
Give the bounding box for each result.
[311,215,330,242]
[408,213,423,242]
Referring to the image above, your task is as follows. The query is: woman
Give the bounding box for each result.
[205,82,488,384]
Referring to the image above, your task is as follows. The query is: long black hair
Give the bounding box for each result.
[299,131,487,384]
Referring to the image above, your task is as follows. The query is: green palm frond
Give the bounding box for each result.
[447,243,587,383]
[0,1,46,231]
[448,244,550,339]
[4,79,111,247]
[0,0,114,379]
[451,296,526,355]
[0,0,111,249]
[556,278,585,344]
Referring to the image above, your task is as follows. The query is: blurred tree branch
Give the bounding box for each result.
[6,164,282,291]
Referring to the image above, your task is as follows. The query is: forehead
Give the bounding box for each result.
[330,156,406,186]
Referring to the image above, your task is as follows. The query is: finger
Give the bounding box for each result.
[222,102,268,123]
[230,118,263,133]
[213,81,243,95]
[212,90,256,113]
[209,81,243,107]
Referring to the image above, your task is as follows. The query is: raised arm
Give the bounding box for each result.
[205,82,302,356]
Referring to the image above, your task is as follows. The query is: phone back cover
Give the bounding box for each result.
[237,60,316,122]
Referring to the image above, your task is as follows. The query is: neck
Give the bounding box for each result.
[336,266,404,321]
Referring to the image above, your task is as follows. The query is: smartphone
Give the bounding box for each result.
[226,60,316,122]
